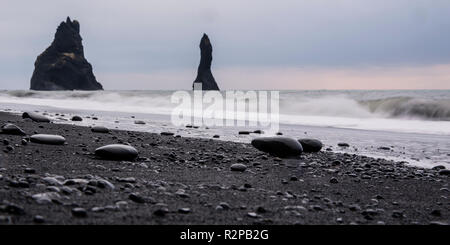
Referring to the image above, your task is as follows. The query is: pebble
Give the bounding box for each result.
[238,131,251,135]
[230,163,247,172]
[1,123,26,135]
[117,177,136,183]
[24,168,36,174]
[33,215,45,223]
[3,203,25,215]
[251,137,303,157]
[429,221,448,225]
[178,208,191,214]
[22,112,51,123]
[32,192,61,204]
[129,193,146,203]
[160,132,174,136]
[71,116,83,121]
[71,208,88,218]
[218,202,231,210]
[42,177,63,186]
[431,209,441,217]
[30,134,66,145]
[298,138,323,153]
[256,206,267,213]
[95,144,139,161]
[438,169,450,176]
[91,126,110,133]
[153,207,169,216]
[392,210,404,219]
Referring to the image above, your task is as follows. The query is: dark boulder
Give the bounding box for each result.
[251,137,303,158]
[298,138,323,153]
[30,134,66,145]
[71,116,82,121]
[94,144,138,161]
[192,34,220,90]
[30,17,103,91]
[1,124,26,136]
[22,112,51,123]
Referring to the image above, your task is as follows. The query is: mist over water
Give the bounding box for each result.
[1,89,449,135]
[0,89,449,169]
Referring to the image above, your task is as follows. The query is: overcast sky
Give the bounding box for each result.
[1,0,450,90]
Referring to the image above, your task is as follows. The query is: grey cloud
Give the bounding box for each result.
[1,0,450,89]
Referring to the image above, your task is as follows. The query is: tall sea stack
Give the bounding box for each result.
[192,34,220,90]
[30,17,103,91]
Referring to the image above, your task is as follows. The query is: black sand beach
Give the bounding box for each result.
[0,111,448,225]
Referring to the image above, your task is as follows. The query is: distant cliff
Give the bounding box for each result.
[30,17,103,91]
[192,34,220,90]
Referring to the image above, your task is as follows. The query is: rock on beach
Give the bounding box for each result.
[95,144,139,161]
[251,137,303,157]
[30,134,66,145]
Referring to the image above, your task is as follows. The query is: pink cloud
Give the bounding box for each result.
[98,64,450,90]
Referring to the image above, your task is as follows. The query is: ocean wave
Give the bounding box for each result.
[1,90,449,121]
[361,97,450,121]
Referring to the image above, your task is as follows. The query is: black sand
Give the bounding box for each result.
[0,112,448,225]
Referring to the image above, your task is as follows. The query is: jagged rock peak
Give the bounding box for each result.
[53,17,82,55]
[193,33,220,91]
[30,17,103,91]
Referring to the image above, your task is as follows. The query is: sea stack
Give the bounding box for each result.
[192,33,220,90]
[30,17,103,91]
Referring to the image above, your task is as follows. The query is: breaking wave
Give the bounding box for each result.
[0,90,449,121]
[362,97,450,121]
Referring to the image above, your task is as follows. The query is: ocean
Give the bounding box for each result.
[0,89,449,169]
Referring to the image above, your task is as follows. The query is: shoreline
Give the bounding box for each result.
[1,102,449,170]
[0,111,449,225]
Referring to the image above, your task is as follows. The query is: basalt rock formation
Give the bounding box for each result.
[192,34,220,90]
[30,17,103,91]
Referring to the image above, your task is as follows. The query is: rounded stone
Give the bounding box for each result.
[71,208,87,218]
[238,131,251,135]
[30,134,66,145]
[91,126,110,133]
[94,144,138,161]
[438,169,450,176]
[251,137,303,158]
[160,132,174,136]
[1,123,26,136]
[71,116,83,121]
[22,112,51,123]
[298,138,323,153]
[230,163,247,172]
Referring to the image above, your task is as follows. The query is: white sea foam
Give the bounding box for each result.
[0,90,449,135]
[0,89,449,169]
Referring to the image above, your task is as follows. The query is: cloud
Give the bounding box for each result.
[97,64,450,90]
[1,0,450,89]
